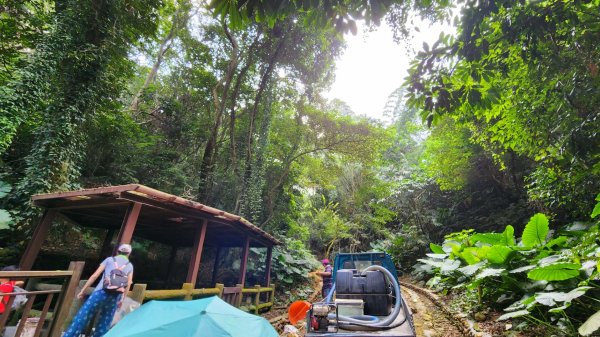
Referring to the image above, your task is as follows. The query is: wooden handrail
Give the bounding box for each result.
[132,283,276,314]
[0,271,73,278]
[0,262,84,337]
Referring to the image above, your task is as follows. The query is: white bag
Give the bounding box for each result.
[111,296,141,327]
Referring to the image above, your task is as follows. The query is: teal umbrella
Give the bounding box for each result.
[104,296,278,337]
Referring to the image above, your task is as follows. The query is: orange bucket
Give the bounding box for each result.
[288,300,311,325]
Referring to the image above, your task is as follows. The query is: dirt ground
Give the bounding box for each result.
[401,286,465,337]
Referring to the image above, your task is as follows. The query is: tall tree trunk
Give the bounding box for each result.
[198,22,239,203]
[234,37,285,214]
[226,36,260,172]
[130,6,190,112]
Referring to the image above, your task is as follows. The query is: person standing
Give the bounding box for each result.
[63,244,134,337]
[317,259,333,299]
[0,268,15,315]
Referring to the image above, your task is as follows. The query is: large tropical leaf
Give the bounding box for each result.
[470,233,503,245]
[486,245,513,264]
[527,263,581,281]
[430,243,445,254]
[579,309,600,336]
[509,265,535,274]
[0,181,10,198]
[502,225,515,246]
[497,310,529,321]
[458,262,485,276]
[476,268,505,280]
[0,209,12,229]
[592,194,600,218]
[440,259,461,274]
[417,259,445,269]
[534,287,591,306]
[426,253,448,259]
[460,247,482,265]
[521,213,549,247]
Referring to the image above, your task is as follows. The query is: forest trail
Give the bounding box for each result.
[402,286,464,337]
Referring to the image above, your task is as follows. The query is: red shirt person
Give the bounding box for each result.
[0,271,16,314]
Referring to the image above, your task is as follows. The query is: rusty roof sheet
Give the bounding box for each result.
[32,184,280,246]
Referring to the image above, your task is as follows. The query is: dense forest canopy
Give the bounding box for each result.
[0,0,598,334]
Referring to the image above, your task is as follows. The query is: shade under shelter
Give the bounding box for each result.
[19,184,280,287]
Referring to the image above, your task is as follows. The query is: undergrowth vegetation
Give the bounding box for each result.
[271,237,320,302]
[414,195,600,336]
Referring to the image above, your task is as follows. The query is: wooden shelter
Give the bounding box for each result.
[19,184,280,287]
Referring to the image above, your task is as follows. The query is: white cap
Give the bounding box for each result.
[117,244,132,253]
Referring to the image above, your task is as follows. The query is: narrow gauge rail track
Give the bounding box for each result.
[400,281,484,337]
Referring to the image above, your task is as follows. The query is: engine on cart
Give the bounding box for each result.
[335,268,393,316]
[306,266,394,334]
[308,303,338,333]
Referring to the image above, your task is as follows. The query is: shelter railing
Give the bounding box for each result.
[0,261,84,337]
[130,283,275,314]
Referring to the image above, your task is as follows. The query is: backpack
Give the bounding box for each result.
[11,286,28,309]
[103,257,130,294]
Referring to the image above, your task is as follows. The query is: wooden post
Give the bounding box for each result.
[114,202,142,252]
[211,246,224,285]
[182,283,194,301]
[215,283,224,298]
[254,285,261,314]
[129,283,147,303]
[270,283,276,307]
[238,236,250,286]
[19,209,58,270]
[264,245,273,286]
[186,220,208,285]
[235,284,243,307]
[48,261,85,337]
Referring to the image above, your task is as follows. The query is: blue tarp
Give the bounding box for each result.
[104,296,278,337]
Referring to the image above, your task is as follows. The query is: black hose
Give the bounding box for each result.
[332,265,408,330]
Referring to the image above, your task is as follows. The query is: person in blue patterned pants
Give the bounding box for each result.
[63,244,134,337]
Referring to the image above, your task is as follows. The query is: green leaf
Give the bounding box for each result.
[486,245,513,264]
[534,287,591,306]
[476,268,505,280]
[591,194,600,218]
[458,262,485,276]
[0,181,10,198]
[503,225,515,246]
[440,259,461,274]
[430,243,445,254]
[522,213,549,247]
[471,233,504,245]
[579,309,600,336]
[497,310,529,321]
[460,247,481,265]
[417,258,445,269]
[0,209,12,229]
[527,263,581,281]
[509,265,535,274]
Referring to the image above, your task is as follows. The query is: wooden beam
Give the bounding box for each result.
[265,245,273,286]
[31,184,139,201]
[19,209,58,270]
[238,236,251,286]
[32,198,128,210]
[186,220,208,285]
[115,202,142,251]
